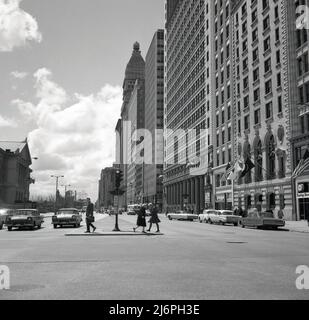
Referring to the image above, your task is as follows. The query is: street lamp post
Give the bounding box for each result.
[51,175,64,213]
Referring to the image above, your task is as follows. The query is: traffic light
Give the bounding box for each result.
[115,170,123,190]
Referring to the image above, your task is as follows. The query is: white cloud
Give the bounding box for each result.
[0,0,42,52]
[11,70,28,79]
[0,114,17,127]
[13,68,122,200]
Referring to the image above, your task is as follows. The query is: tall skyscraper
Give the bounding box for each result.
[164,0,207,214]
[144,29,165,209]
[118,42,145,206]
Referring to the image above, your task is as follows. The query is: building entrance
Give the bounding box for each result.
[299,198,309,220]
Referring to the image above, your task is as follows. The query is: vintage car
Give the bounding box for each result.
[52,208,82,228]
[198,209,217,223]
[0,209,14,230]
[216,210,242,226]
[6,209,44,231]
[167,210,199,221]
[240,209,285,230]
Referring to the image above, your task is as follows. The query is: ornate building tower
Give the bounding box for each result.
[119,42,145,207]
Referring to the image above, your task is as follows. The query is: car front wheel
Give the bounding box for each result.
[8,226,12,231]
[0,223,3,230]
[53,224,57,229]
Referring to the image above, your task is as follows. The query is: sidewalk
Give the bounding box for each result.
[285,220,309,234]
[65,214,163,237]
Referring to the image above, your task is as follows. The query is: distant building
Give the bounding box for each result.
[0,140,34,207]
[144,29,165,209]
[98,167,116,209]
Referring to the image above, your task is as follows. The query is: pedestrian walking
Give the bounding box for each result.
[85,198,96,233]
[133,205,147,233]
[147,204,161,233]
[278,209,284,220]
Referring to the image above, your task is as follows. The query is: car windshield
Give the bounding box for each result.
[58,210,77,215]
[13,210,36,216]
[221,211,233,215]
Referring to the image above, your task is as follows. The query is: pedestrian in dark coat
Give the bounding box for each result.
[133,206,147,233]
[147,204,161,233]
[85,198,96,233]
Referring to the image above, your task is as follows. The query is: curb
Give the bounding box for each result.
[65,232,164,237]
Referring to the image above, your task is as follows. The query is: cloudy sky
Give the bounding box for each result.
[0,0,164,200]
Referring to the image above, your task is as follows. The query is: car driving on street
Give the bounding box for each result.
[52,208,82,228]
[6,209,44,231]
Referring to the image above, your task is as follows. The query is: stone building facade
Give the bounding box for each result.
[231,0,298,220]
[0,140,34,207]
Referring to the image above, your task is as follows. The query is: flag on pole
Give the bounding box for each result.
[227,161,244,181]
[239,158,255,179]
[292,149,309,179]
[221,162,234,181]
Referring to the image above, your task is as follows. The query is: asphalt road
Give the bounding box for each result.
[0,214,308,300]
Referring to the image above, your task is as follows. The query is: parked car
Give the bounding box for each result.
[205,211,221,224]
[127,210,136,216]
[6,209,44,231]
[0,209,14,230]
[198,209,217,223]
[52,208,82,228]
[167,210,199,221]
[216,210,242,226]
[240,209,285,230]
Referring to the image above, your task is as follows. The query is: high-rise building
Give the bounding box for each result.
[292,0,309,220]
[144,29,165,209]
[206,1,234,210]
[125,78,145,205]
[164,0,207,214]
[118,42,145,207]
[231,0,298,220]
[98,167,115,209]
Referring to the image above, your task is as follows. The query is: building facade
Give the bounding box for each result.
[231,0,298,220]
[292,0,309,220]
[0,140,34,207]
[144,29,165,209]
[207,0,234,210]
